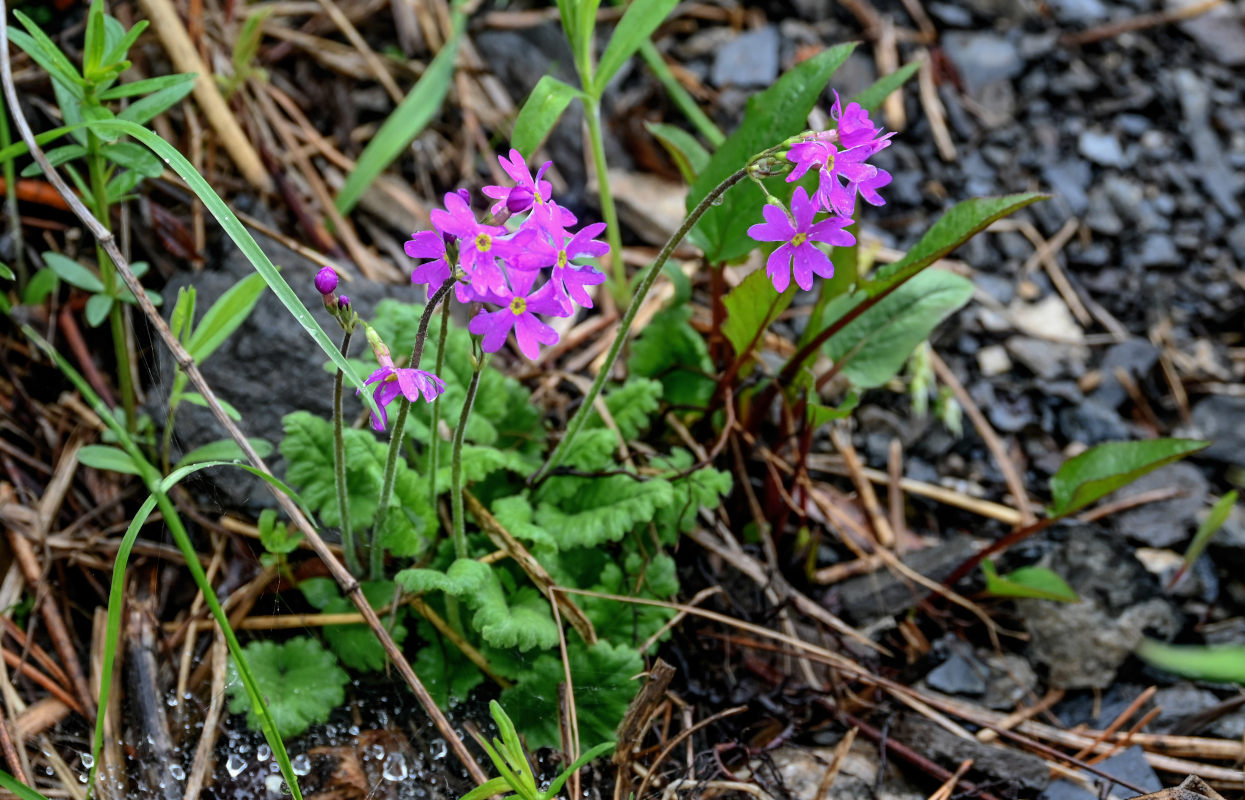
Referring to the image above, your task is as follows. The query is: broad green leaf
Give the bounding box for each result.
[117,77,196,126]
[335,13,464,215]
[721,268,796,359]
[180,391,242,421]
[257,509,303,555]
[868,194,1044,295]
[1180,490,1238,575]
[18,143,86,176]
[646,121,710,184]
[0,263,13,281]
[627,305,714,408]
[226,637,348,738]
[42,252,104,293]
[592,0,679,95]
[185,272,268,361]
[21,268,58,305]
[97,72,192,100]
[81,102,120,142]
[512,74,583,158]
[78,444,141,475]
[1049,439,1209,517]
[1137,640,1245,685]
[823,268,973,389]
[320,581,407,672]
[687,43,856,263]
[8,18,86,98]
[101,140,164,177]
[84,292,113,327]
[105,168,145,204]
[850,60,920,112]
[175,437,273,468]
[980,560,1078,603]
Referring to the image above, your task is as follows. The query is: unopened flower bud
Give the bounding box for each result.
[505,186,534,214]
[338,295,350,309]
[315,266,339,295]
[455,188,472,205]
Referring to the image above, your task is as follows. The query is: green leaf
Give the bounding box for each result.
[116,78,196,126]
[226,637,348,738]
[687,43,856,263]
[458,777,513,800]
[868,194,1045,296]
[512,74,583,158]
[81,102,120,141]
[980,560,1079,603]
[21,268,59,305]
[501,640,643,749]
[42,252,104,293]
[97,72,193,100]
[807,392,860,428]
[536,472,675,548]
[100,18,147,69]
[646,121,710,185]
[544,741,616,800]
[185,272,267,362]
[0,263,13,281]
[850,60,920,112]
[651,448,731,539]
[592,0,679,95]
[83,1,107,76]
[627,305,714,408]
[335,13,464,215]
[175,437,273,469]
[85,292,114,327]
[584,377,662,441]
[105,167,145,204]
[1180,490,1238,575]
[412,620,484,709]
[101,140,164,177]
[1049,439,1209,517]
[179,392,242,421]
[257,509,303,555]
[823,269,973,389]
[721,267,796,359]
[18,143,86,177]
[1136,640,1245,685]
[78,444,141,475]
[321,581,406,672]
[169,285,196,342]
[0,769,53,800]
[8,17,86,98]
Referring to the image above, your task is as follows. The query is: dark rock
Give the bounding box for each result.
[982,653,1038,709]
[1049,0,1111,22]
[1137,234,1182,268]
[1042,160,1091,216]
[1017,526,1181,689]
[1112,463,1208,547]
[1084,187,1123,235]
[1006,337,1089,380]
[893,715,1049,793]
[1103,174,1161,231]
[942,33,1023,95]
[928,1,974,25]
[1153,684,1222,732]
[1208,502,1245,571]
[1174,69,1242,216]
[926,642,988,696]
[1041,747,1161,800]
[1078,130,1128,167]
[1058,400,1131,445]
[710,26,780,88]
[1092,338,1160,409]
[1190,396,1245,467]
[1229,223,1245,263]
[1173,0,1245,66]
[834,535,981,624]
[975,273,1015,305]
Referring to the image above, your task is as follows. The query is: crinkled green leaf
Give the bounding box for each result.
[501,640,643,749]
[584,377,662,441]
[651,448,731,539]
[559,428,617,472]
[226,637,347,738]
[628,305,714,408]
[412,620,484,709]
[536,472,675,547]
[490,494,558,554]
[1049,439,1209,517]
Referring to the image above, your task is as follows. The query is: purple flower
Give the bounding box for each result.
[314,266,339,295]
[831,91,892,151]
[786,139,882,218]
[430,191,513,297]
[747,187,855,293]
[482,149,552,216]
[358,353,446,432]
[467,269,567,360]
[405,230,452,288]
[514,221,609,310]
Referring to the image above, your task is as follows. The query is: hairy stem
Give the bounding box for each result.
[427,298,451,514]
[370,277,456,580]
[584,96,626,306]
[451,353,484,560]
[532,165,751,484]
[333,328,362,577]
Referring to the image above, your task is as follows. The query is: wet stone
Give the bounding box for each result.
[942,33,1024,95]
[1042,160,1091,216]
[1078,130,1128,167]
[926,640,988,696]
[1092,338,1160,409]
[1190,396,1245,467]
[710,25,780,88]
[1137,234,1182,268]
[1112,462,1208,547]
[1058,400,1131,446]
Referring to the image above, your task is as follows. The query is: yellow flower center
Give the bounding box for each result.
[556,250,568,269]
[475,233,493,252]
[509,296,527,315]
[790,232,808,247]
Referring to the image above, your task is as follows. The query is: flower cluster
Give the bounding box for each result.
[359,324,446,432]
[406,149,609,361]
[748,92,893,293]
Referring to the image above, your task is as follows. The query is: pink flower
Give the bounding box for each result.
[514,221,609,310]
[467,269,567,360]
[359,353,446,432]
[747,187,855,293]
[430,192,514,297]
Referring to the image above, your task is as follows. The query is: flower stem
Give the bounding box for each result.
[333,328,362,577]
[370,277,456,580]
[450,350,484,560]
[531,165,751,484]
[583,96,626,307]
[427,298,451,514]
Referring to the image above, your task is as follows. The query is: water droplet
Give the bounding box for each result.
[166,695,178,707]
[170,765,186,781]
[368,744,384,761]
[263,774,284,796]
[348,725,360,736]
[78,773,88,784]
[226,753,247,778]
[291,754,311,776]
[45,767,53,777]
[256,744,271,762]
[80,753,95,769]
[430,738,447,760]
[381,753,408,782]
